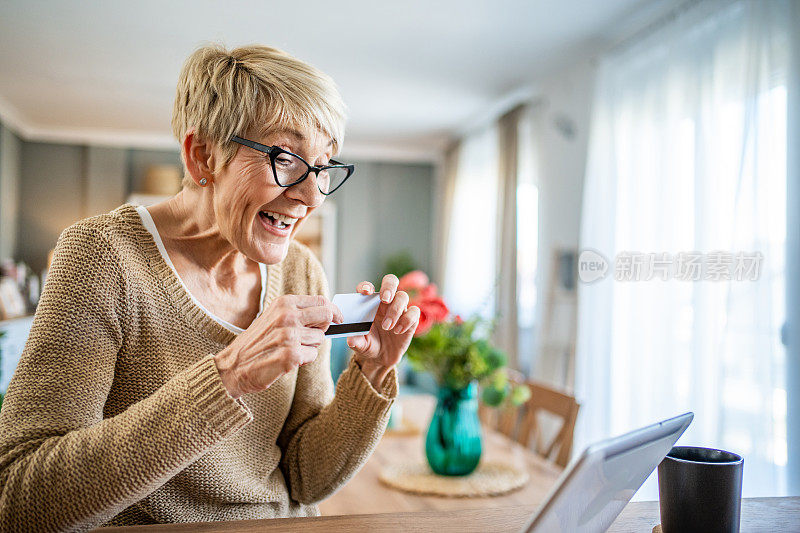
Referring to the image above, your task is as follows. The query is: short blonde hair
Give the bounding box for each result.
[171,43,346,188]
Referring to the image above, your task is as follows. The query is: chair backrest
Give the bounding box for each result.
[480,373,580,468]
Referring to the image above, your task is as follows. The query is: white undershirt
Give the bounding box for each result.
[136,205,267,334]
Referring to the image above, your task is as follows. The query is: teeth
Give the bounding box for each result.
[262,211,297,225]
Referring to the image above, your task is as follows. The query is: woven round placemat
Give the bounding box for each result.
[379,460,529,497]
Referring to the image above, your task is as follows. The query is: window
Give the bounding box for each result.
[576,0,789,498]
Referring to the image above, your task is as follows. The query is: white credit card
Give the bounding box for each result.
[326,293,381,338]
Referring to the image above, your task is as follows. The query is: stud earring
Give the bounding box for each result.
[199,178,207,186]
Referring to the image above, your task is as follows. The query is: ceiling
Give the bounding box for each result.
[0,0,672,160]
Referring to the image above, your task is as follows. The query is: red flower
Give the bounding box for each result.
[395,270,451,337]
[414,307,433,336]
[398,270,429,292]
[419,283,438,299]
[410,296,449,337]
[420,296,449,322]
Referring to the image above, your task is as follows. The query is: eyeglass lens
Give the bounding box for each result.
[272,152,348,194]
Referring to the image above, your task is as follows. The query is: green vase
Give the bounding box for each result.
[425,381,482,476]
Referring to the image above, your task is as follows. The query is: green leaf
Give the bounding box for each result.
[510,384,532,406]
[406,313,517,404]
[488,368,508,389]
[481,384,507,407]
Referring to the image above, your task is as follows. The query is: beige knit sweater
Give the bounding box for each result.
[0,203,397,531]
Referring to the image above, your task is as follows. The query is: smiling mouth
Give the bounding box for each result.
[258,210,297,230]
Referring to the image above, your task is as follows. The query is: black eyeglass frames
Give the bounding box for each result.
[230,135,354,195]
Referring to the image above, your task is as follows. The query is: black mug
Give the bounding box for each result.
[657,446,744,533]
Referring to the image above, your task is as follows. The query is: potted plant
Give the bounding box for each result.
[400,271,530,476]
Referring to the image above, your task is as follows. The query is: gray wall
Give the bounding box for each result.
[11,143,178,273]
[334,159,434,294]
[85,146,127,217]
[127,148,182,193]
[0,123,21,261]
[17,142,84,272]
[16,142,130,272]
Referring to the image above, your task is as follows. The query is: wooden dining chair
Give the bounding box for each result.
[480,372,580,468]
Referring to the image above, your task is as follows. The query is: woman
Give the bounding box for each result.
[0,44,419,530]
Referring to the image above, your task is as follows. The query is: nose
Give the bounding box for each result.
[285,169,325,208]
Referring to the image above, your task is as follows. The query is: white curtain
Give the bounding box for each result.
[442,125,500,319]
[576,0,789,499]
[516,106,541,375]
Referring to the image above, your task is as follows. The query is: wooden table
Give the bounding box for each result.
[101,497,800,532]
[98,395,800,531]
[317,393,563,515]
[607,497,800,532]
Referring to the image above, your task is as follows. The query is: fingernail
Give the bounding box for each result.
[381,290,391,302]
[382,318,392,330]
[393,324,403,334]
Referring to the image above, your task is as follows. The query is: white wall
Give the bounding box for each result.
[529,59,596,383]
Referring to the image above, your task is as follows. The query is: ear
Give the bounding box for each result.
[182,129,217,186]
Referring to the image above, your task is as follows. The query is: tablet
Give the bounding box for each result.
[522,412,693,532]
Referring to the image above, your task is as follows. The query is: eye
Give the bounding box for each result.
[275,155,294,167]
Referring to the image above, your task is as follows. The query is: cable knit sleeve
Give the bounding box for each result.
[0,223,252,532]
[276,244,398,505]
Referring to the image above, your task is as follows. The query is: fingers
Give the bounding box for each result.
[380,290,409,331]
[276,326,325,348]
[347,334,370,353]
[357,281,375,295]
[299,303,343,327]
[332,303,343,324]
[281,294,329,309]
[275,294,342,325]
[283,344,321,369]
[298,345,320,366]
[392,305,421,334]
[379,274,399,304]
[297,326,326,347]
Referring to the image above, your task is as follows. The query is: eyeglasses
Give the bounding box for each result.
[230,135,354,196]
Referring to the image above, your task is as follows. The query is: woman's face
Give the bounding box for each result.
[212,127,333,264]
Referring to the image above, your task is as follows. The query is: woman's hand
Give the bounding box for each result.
[347,274,421,389]
[213,295,343,399]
